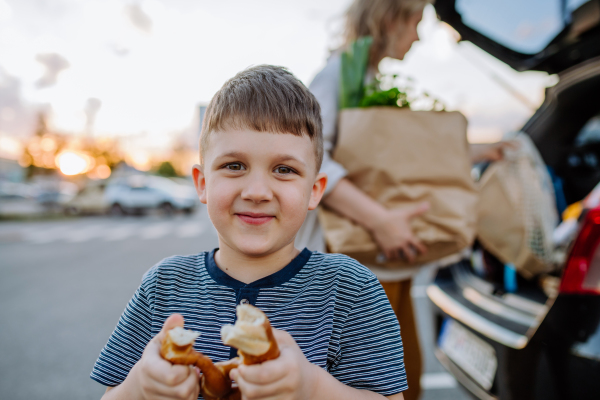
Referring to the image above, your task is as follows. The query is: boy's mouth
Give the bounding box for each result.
[235,212,275,225]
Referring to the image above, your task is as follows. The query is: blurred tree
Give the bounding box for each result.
[156,161,177,177]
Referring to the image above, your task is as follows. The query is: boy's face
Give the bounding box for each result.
[193,129,327,258]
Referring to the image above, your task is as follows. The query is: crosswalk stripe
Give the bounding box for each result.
[26,225,72,244]
[103,224,137,241]
[140,223,172,240]
[177,222,205,238]
[5,215,206,244]
[64,225,105,243]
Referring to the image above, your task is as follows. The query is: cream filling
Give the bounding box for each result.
[221,305,270,355]
[168,326,200,346]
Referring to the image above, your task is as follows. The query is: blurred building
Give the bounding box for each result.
[0,157,25,182]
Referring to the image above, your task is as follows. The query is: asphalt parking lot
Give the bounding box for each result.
[0,207,469,400]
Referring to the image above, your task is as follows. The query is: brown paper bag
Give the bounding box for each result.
[319,107,478,268]
[476,134,557,278]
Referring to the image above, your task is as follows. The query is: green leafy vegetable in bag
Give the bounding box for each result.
[339,37,373,109]
[340,37,445,111]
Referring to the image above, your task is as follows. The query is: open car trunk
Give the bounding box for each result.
[435,0,600,74]
[428,55,600,353]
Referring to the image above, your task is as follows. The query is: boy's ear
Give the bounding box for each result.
[192,164,208,204]
[308,172,328,211]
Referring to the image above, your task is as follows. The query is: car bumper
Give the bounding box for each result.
[428,265,600,400]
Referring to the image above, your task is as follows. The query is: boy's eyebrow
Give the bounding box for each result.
[216,151,247,160]
[274,154,307,166]
[215,152,307,166]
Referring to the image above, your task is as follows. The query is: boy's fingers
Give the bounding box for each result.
[235,369,285,399]
[165,364,193,387]
[146,358,191,386]
[236,360,287,385]
[179,365,201,399]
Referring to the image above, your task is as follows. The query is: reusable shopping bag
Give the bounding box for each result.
[477,133,558,278]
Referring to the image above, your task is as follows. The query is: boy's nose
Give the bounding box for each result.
[240,174,273,203]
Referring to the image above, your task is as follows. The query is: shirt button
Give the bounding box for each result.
[240,299,249,305]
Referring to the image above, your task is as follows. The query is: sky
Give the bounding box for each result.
[0,0,560,161]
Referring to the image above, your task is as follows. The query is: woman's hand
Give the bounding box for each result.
[368,203,429,262]
[323,179,429,263]
[469,141,518,164]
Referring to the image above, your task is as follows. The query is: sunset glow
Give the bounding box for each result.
[56,151,92,176]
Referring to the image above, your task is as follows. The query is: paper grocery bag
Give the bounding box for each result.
[319,107,477,269]
[477,134,558,278]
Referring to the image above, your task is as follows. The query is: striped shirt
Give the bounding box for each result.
[90,248,408,397]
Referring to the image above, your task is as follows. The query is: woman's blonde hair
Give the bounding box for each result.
[343,0,433,65]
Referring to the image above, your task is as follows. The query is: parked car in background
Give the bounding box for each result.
[0,181,43,217]
[105,175,198,216]
[63,181,109,216]
[427,1,600,399]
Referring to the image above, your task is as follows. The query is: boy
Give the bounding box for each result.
[91,65,407,400]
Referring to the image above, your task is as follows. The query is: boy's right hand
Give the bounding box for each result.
[114,314,200,400]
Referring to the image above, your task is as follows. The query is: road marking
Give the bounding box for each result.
[103,224,137,241]
[411,285,428,299]
[140,223,172,240]
[26,225,71,244]
[65,225,104,242]
[177,222,205,238]
[420,372,457,390]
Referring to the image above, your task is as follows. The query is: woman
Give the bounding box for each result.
[296,1,510,399]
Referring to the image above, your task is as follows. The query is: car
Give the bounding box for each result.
[427,1,600,399]
[105,175,198,216]
[63,181,110,216]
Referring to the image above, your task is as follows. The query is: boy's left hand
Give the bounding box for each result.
[230,329,317,400]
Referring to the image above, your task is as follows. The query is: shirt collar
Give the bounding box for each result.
[205,248,312,289]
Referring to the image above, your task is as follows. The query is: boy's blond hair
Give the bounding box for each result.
[200,65,324,169]
[343,0,434,65]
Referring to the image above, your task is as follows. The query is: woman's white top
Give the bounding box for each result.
[294,53,424,281]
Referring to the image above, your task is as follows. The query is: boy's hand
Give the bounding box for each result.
[121,314,200,400]
[230,329,317,400]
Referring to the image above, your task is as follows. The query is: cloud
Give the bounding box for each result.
[109,42,130,57]
[84,97,102,133]
[0,68,37,137]
[35,52,70,88]
[124,3,152,34]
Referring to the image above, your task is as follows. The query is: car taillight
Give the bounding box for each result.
[560,208,600,295]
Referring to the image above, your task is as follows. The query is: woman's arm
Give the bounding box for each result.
[308,54,426,261]
[323,178,428,262]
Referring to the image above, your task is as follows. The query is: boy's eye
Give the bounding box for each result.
[225,163,245,171]
[274,166,294,175]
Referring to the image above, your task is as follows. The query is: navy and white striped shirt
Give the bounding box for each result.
[91,249,408,397]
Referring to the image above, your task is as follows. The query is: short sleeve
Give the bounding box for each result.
[90,275,154,386]
[329,274,408,395]
[308,53,347,196]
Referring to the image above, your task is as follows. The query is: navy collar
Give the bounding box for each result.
[204,248,312,289]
